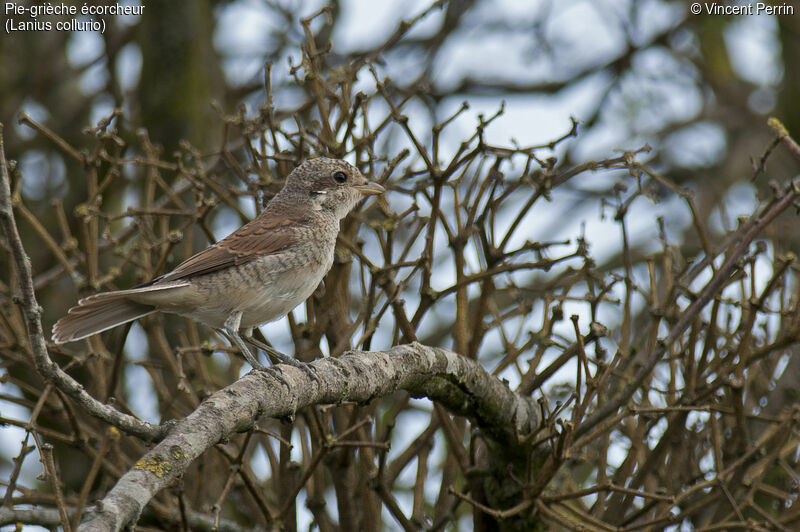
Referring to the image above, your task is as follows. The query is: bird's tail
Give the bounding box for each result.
[52,292,156,344]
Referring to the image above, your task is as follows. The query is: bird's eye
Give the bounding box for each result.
[333,171,347,183]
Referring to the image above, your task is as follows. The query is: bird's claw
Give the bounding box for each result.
[254,365,291,389]
[243,336,321,385]
[275,355,320,386]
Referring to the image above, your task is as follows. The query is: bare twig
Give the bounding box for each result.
[0,124,164,443]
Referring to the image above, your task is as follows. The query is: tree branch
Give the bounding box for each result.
[577,174,800,438]
[0,505,247,532]
[0,123,164,442]
[78,343,540,531]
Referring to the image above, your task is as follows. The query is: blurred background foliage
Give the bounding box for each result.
[2,0,800,530]
[2,0,799,270]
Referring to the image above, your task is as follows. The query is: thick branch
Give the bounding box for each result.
[78,343,540,531]
[0,506,245,532]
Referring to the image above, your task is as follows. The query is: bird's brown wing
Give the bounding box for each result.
[153,207,309,284]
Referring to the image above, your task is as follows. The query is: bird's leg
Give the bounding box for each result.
[221,316,291,387]
[243,333,320,385]
[223,311,266,370]
[243,335,297,366]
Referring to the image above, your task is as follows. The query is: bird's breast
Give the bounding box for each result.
[237,248,333,328]
[179,239,333,329]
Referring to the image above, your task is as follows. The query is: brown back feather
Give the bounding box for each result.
[155,205,310,283]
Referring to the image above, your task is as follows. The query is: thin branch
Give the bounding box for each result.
[0,123,164,442]
[578,175,800,438]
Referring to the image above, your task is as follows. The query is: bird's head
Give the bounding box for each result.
[280,157,384,219]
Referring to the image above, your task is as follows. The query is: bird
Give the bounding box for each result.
[52,157,385,371]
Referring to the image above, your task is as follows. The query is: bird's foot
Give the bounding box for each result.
[244,336,320,385]
[287,358,320,385]
[239,353,291,388]
[261,366,291,389]
[267,350,320,385]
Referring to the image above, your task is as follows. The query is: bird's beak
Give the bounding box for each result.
[353,182,386,196]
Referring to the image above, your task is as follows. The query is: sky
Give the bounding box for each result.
[0,0,788,529]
